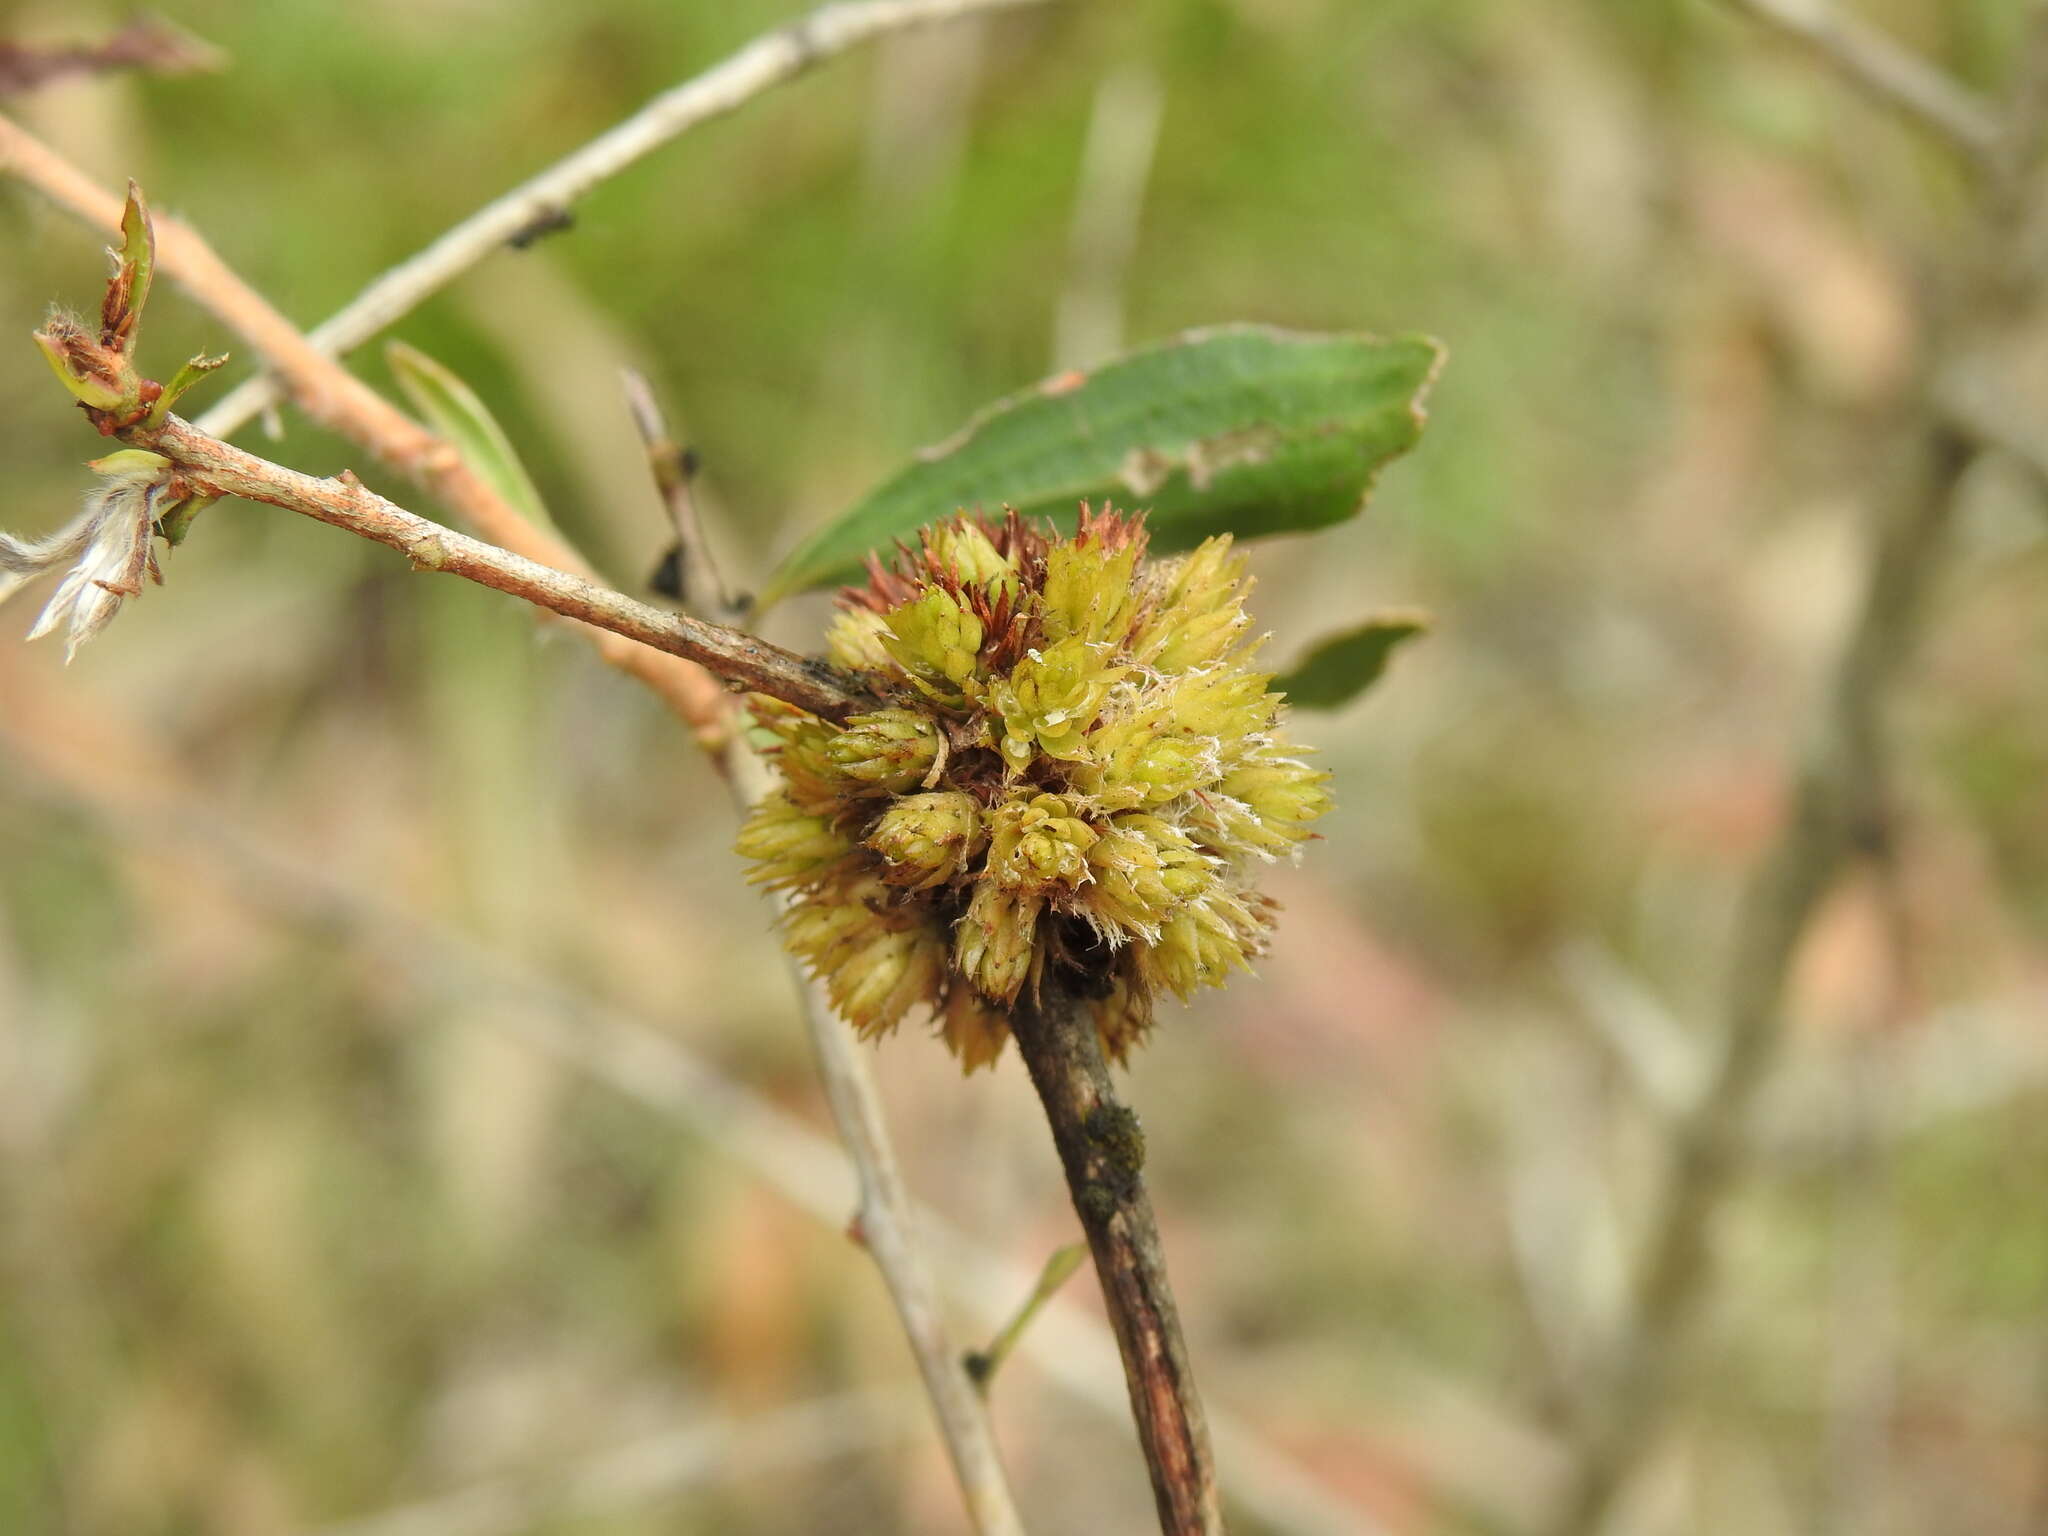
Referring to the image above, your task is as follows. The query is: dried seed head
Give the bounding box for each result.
[737,506,1332,1070]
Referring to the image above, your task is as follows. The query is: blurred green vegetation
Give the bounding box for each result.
[4,1,2048,1533]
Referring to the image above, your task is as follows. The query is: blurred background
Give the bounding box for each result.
[3,1,2047,1532]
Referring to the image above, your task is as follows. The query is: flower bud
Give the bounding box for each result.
[882,587,983,695]
[825,607,894,671]
[782,879,946,1037]
[753,707,851,812]
[988,792,1098,891]
[1156,663,1273,746]
[1135,536,1250,672]
[1039,537,1138,645]
[938,986,1011,1072]
[1136,887,1261,999]
[1081,821,1176,941]
[826,709,942,792]
[868,791,985,889]
[991,636,1122,770]
[834,925,947,1038]
[928,521,1017,593]
[734,791,851,888]
[1219,752,1333,853]
[1076,707,1217,810]
[954,883,1039,1003]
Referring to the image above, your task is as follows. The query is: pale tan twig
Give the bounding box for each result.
[116,415,866,720]
[727,737,1025,1536]
[1718,0,2000,166]
[1054,65,1165,370]
[196,0,1053,441]
[621,368,742,620]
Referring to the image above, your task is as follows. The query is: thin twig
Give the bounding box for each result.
[120,414,867,721]
[1054,65,1165,370]
[1009,990,1222,1536]
[621,368,742,620]
[1718,0,2000,166]
[0,14,221,96]
[194,0,1053,441]
[730,738,1026,1536]
[965,1243,1087,1394]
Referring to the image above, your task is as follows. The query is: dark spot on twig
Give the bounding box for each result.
[1076,1181,1117,1222]
[781,17,823,70]
[649,542,684,600]
[1085,1101,1146,1190]
[506,205,574,250]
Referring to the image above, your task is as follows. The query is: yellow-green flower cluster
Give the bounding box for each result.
[736,507,1331,1070]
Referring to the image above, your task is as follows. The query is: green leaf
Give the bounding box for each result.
[34,320,130,411]
[103,182,155,356]
[155,490,220,548]
[386,341,554,532]
[1276,611,1429,711]
[963,1242,1087,1395]
[145,351,230,429]
[758,325,1443,606]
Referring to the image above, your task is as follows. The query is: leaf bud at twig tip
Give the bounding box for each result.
[35,316,134,413]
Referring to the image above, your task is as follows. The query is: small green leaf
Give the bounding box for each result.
[103,181,155,356]
[386,341,554,532]
[145,351,230,429]
[35,317,133,411]
[759,325,1443,606]
[85,449,170,481]
[1276,611,1430,710]
[963,1242,1087,1395]
[155,489,220,547]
